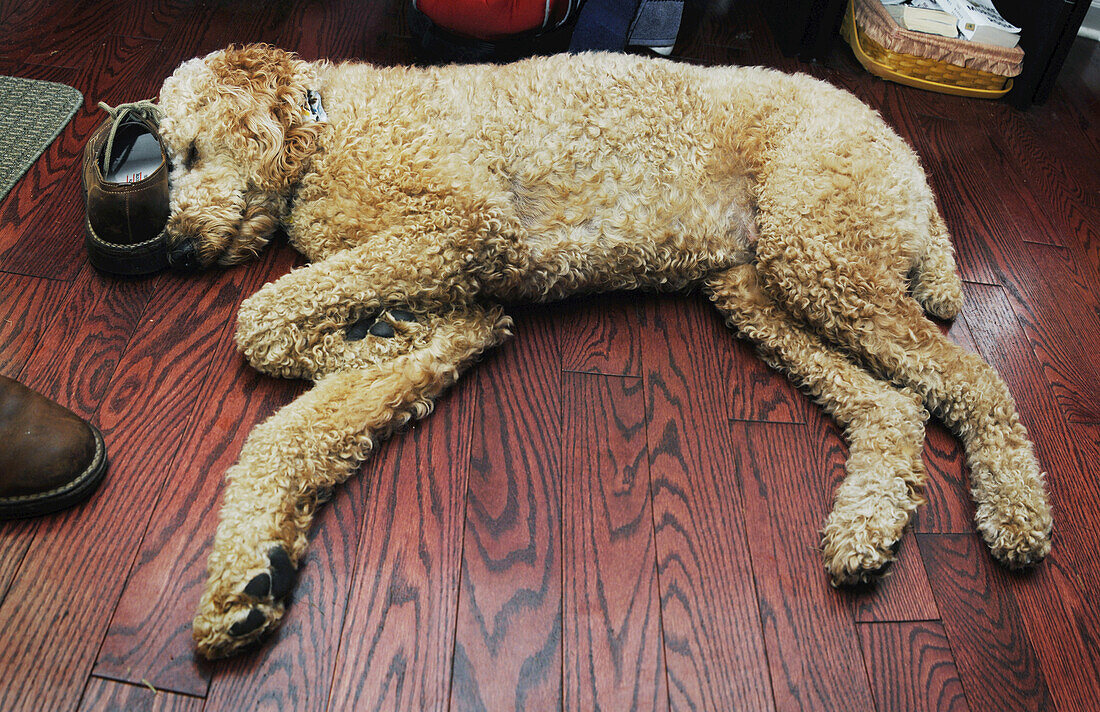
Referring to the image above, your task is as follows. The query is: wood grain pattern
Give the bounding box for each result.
[78,676,202,712]
[276,0,411,65]
[727,333,811,424]
[857,621,970,712]
[851,541,939,623]
[325,383,476,711]
[1001,546,1100,712]
[0,272,71,378]
[988,93,1100,257]
[911,112,1100,425]
[642,295,774,711]
[562,371,668,712]
[93,246,300,697]
[733,416,877,712]
[0,36,165,281]
[0,3,1098,710]
[451,307,563,712]
[998,243,1100,425]
[558,293,645,377]
[0,267,250,712]
[18,265,155,418]
[919,533,1052,712]
[959,284,1100,712]
[0,518,36,604]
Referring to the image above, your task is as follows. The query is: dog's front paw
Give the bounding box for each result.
[978,499,1053,570]
[821,513,905,587]
[193,546,299,659]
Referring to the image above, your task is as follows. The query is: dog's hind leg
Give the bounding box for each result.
[192,302,511,659]
[910,208,964,321]
[754,232,1052,574]
[708,264,928,585]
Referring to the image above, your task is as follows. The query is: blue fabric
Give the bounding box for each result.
[569,0,642,51]
[569,0,684,51]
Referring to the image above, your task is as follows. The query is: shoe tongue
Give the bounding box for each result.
[103,120,163,183]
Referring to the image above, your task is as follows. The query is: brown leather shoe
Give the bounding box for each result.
[0,376,108,519]
[82,100,170,276]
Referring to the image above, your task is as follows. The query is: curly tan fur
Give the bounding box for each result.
[159,45,1052,659]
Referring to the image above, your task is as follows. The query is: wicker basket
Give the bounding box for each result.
[841,0,1023,98]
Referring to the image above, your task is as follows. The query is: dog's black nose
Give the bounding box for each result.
[167,238,201,272]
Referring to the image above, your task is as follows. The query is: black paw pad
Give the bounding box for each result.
[345,313,379,341]
[388,308,416,322]
[243,572,271,598]
[268,547,296,599]
[368,321,395,338]
[228,608,266,637]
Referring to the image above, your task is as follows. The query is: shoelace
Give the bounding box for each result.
[97,99,163,176]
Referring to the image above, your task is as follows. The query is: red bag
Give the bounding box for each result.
[413,0,577,40]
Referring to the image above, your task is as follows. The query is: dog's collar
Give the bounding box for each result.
[303,89,327,122]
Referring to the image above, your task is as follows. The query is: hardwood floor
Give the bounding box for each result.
[1,1,1099,709]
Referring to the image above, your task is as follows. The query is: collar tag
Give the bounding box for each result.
[305,90,327,122]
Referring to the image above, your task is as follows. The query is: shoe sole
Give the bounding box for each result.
[86,215,169,276]
[0,424,109,519]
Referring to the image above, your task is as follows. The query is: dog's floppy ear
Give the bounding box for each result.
[209,44,323,192]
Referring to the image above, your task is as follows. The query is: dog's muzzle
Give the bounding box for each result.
[167,237,202,272]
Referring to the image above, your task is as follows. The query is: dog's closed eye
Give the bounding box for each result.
[183,141,199,169]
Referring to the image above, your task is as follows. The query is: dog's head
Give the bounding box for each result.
[158,44,323,269]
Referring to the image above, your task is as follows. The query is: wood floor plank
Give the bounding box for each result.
[968,264,1100,711]
[642,295,774,711]
[0,267,251,712]
[1000,545,1100,712]
[919,533,1052,712]
[450,306,563,712]
[733,417,877,712]
[857,621,970,712]
[959,282,1100,712]
[727,336,812,424]
[0,272,72,379]
[277,0,412,65]
[0,265,153,630]
[850,541,939,623]
[989,91,1100,256]
[910,113,1100,425]
[1002,243,1100,425]
[0,36,164,281]
[93,247,301,697]
[558,293,644,377]
[0,518,36,604]
[18,264,155,419]
[78,677,202,712]
[325,381,476,711]
[561,371,668,712]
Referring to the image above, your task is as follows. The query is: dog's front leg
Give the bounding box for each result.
[234,234,482,380]
[192,304,511,659]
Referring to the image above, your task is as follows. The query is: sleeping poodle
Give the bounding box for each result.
[156,44,1053,659]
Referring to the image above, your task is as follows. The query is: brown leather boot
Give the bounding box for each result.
[0,376,108,518]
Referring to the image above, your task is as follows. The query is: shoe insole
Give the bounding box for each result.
[105,130,162,184]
